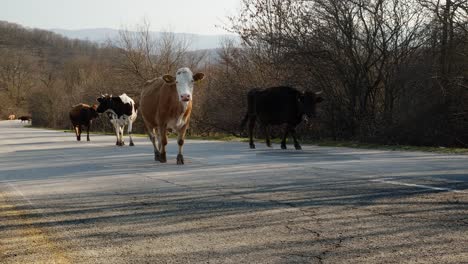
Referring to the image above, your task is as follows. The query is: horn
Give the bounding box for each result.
[315,90,323,95]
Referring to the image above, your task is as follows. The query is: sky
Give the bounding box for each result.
[1,0,240,35]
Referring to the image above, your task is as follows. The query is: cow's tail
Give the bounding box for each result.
[240,112,249,131]
[240,89,257,133]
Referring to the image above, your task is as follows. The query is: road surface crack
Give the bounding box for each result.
[314,236,345,264]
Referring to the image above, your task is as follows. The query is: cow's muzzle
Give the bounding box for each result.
[180,94,191,102]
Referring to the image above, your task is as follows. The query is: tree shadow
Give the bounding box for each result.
[1,138,468,263]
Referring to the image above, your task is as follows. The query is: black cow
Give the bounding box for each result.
[69,104,99,141]
[18,115,32,123]
[96,93,138,146]
[241,86,323,150]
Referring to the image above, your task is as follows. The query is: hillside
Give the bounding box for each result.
[0,21,109,117]
[0,21,103,68]
[0,20,225,136]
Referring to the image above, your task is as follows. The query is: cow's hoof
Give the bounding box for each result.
[281,144,287,150]
[266,143,272,148]
[294,144,302,150]
[77,138,81,142]
[129,142,135,147]
[116,141,120,146]
[154,152,160,161]
[121,141,125,146]
[87,139,90,142]
[249,144,256,149]
[177,154,184,165]
[159,153,167,163]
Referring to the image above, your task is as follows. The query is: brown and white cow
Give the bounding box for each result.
[140,67,205,164]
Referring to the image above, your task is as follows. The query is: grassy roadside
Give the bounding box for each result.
[264,137,468,154]
[309,140,468,154]
[25,125,467,154]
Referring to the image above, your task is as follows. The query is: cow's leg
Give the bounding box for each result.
[157,126,167,163]
[156,129,163,160]
[128,121,135,146]
[86,123,91,141]
[77,125,82,141]
[73,125,77,140]
[113,122,121,146]
[264,125,272,148]
[290,128,302,150]
[248,116,256,149]
[146,125,160,161]
[119,125,125,146]
[122,126,126,145]
[74,125,80,141]
[281,126,289,149]
[176,126,188,165]
[154,128,161,161]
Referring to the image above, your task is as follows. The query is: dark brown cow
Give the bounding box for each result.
[140,67,205,164]
[18,115,31,123]
[69,104,99,141]
[241,86,323,150]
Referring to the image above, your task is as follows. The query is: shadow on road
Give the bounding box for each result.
[1,122,468,263]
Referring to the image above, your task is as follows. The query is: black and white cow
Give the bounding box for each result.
[96,93,138,146]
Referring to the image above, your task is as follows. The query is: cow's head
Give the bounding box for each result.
[299,91,324,118]
[89,104,99,119]
[96,94,113,114]
[162,67,205,104]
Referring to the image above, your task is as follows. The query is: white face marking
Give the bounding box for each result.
[175,67,194,104]
[106,109,136,127]
[106,109,118,119]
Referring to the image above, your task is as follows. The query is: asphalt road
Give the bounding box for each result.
[1,120,467,264]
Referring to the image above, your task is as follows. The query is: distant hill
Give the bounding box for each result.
[0,21,102,68]
[50,28,239,51]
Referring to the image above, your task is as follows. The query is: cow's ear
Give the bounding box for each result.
[163,74,176,83]
[193,73,205,83]
[97,97,102,103]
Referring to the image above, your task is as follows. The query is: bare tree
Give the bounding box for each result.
[112,20,195,90]
[0,49,36,116]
